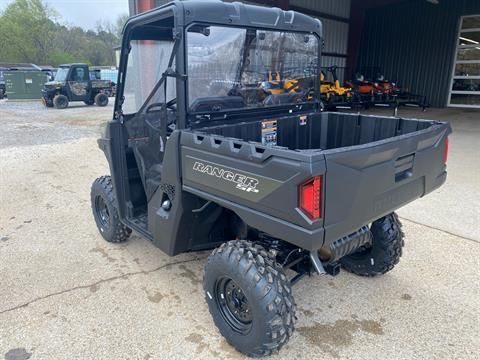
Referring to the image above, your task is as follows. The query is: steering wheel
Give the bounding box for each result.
[145,98,177,113]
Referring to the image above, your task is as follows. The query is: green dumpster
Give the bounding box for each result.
[5,71,48,100]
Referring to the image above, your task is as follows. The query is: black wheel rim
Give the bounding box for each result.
[94,195,110,232]
[215,277,253,334]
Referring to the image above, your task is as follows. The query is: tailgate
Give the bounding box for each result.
[323,121,451,243]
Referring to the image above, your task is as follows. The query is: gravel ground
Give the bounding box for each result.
[0,99,108,148]
[0,101,479,360]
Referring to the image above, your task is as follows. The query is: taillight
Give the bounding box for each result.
[444,137,449,164]
[299,176,323,220]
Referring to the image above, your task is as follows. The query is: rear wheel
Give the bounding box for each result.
[90,176,131,243]
[340,212,404,277]
[204,240,296,357]
[53,94,68,109]
[94,93,109,107]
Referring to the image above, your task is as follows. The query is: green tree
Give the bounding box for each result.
[0,0,126,66]
[0,0,57,64]
[114,13,129,40]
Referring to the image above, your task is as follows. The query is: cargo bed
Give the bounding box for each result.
[181,112,450,251]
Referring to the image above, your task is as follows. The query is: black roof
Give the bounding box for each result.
[124,0,322,37]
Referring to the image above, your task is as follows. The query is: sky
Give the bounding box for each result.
[0,0,130,30]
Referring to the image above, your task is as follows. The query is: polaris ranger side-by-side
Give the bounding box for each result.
[42,64,111,109]
[90,1,451,356]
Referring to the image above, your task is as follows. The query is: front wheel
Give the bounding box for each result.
[94,93,109,107]
[340,212,404,277]
[53,94,68,109]
[90,176,131,243]
[204,240,296,357]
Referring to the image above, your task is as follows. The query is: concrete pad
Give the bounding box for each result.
[1,105,479,359]
[363,107,480,242]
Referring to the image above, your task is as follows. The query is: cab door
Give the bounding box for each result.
[67,65,90,101]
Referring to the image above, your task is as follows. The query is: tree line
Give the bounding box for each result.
[0,0,128,66]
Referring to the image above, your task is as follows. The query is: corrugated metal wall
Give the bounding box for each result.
[138,0,351,81]
[289,1,350,82]
[290,0,350,19]
[321,17,349,55]
[358,0,480,107]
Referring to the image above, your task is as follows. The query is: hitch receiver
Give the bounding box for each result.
[325,262,341,276]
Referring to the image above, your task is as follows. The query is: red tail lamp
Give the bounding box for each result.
[299,176,323,220]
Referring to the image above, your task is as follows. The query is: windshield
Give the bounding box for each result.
[55,68,69,82]
[187,26,318,112]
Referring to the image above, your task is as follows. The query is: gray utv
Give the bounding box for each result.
[90,1,451,356]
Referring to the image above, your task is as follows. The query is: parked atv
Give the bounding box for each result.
[41,64,112,109]
[90,2,450,357]
[374,74,400,95]
[345,73,376,108]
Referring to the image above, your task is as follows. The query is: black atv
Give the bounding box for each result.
[90,1,451,357]
[41,64,111,109]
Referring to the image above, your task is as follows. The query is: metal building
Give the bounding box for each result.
[357,0,480,108]
[127,0,480,108]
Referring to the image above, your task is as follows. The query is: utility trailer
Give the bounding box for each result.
[90,1,451,356]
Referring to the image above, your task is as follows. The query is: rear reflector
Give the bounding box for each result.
[299,176,322,219]
[444,137,449,164]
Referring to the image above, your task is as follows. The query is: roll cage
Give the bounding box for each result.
[113,0,323,130]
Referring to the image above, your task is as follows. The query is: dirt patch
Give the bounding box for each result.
[89,246,116,263]
[4,348,32,360]
[185,333,208,353]
[401,293,412,300]
[146,290,165,304]
[297,319,384,357]
[178,264,202,286]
